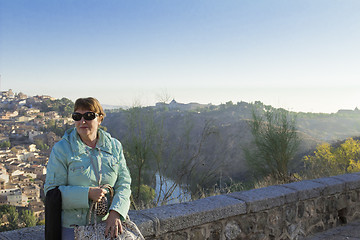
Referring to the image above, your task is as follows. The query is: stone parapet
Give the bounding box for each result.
[2,173,360,239]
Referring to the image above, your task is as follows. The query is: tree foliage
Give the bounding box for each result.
[245,108,300,182]
[39,98,74,117]
[0,205,37,232]
[40,119,71,137]
[20,210,37,228]
[0,141,11,149]
[0,205,19,231]
[132,184,156,205]
[34,139,49,151]
[303,138,360,178]
[123,106,156,207]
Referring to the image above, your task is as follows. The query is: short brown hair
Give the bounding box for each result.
[74,97,106,122]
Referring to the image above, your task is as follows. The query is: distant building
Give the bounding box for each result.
[16,115,36,122]
[155,102,167,109]
[22,185,40,202]
[26,108,41,115]
[44,111,60,119]
[0,188,28,207]
[28,155,48,166]
[28,164,46,177]
[0,111,19,120]
[28,144,37,152]
[168,99,180,110]
[33,132,61,149]
[16,92,27,100]
[28,200,45,220]
[0,89,15,99]
[18,99,27,106]
[0,149,11,157]
[39,95,55,101]
[167,99,209,111]
[0,164,9,186]
[10,169,26,178]
[337,108,360,114]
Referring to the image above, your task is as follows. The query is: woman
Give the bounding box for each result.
[44,97,131,240]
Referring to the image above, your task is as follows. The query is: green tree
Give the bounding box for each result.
[38,97,74,117]
[0,205,11,231]
[20,210,37,228]
[7,205,19,231]
[123,106,156,207]
[0,141,11,149]
[245,108,300,182]
[133,184,156,205]
[59,97,75,117]
[34,139,49,151]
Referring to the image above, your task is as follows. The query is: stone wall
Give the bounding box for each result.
[1,173,360,240]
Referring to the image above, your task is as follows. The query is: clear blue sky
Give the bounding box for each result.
[0,0,359,113]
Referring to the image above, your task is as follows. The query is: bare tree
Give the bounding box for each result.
[124,105,221,208]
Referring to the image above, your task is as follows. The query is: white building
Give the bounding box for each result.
[0,188,28,207]
[0,164,9,185]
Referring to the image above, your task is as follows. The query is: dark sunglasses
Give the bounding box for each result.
[72,112,99,121]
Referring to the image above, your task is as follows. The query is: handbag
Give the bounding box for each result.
[74,197,145,240]
[95,184,114,217]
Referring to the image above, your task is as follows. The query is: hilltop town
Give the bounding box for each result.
[0,89,74,225]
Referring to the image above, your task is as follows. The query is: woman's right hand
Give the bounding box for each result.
[88,187,107,202]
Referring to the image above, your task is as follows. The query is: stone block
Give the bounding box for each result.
[268,208,284,228]
[188,227,206,239]
[335,193,348,211]
[285,203,297,223]
[164,231,188,240]
[224,221,242,240]
[333,173,360,190]
[254,212,267,232]
[0,225,44,240]
[282,180,325,201]
[128,210,156,237]
[207,222,223,240]
[138,195,246,235]
[228,185,297,213]
[312,177,345,195]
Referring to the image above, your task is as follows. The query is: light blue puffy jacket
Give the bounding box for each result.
[44,128,131,228]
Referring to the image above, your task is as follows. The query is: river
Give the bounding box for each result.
[155,173,192,206]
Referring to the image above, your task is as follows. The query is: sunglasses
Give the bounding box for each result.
[72,112,99,121]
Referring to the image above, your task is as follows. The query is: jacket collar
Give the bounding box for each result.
[63,128,114,156]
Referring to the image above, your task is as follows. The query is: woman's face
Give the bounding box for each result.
[73,108,101,140]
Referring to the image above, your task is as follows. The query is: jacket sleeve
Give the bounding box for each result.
[109,139,132,220]
[44,141,90,210]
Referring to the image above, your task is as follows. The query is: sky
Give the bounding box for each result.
[0,0,360,113]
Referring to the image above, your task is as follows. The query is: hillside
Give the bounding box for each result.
[102,101,360,186]
[296,113,360,141]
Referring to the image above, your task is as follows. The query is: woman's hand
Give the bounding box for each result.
[105,210,123,238]
[88,187,107,202]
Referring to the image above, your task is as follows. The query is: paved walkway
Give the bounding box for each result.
[305,220,360,240]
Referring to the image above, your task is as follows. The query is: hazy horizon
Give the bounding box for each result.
[1,1,359,114]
